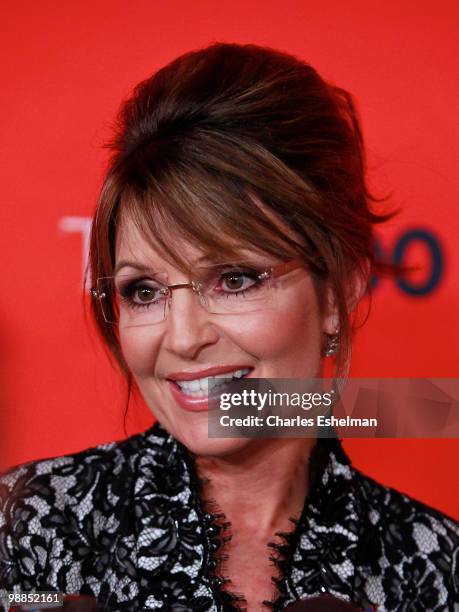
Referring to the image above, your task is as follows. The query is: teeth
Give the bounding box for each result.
[231,369,250,380]
[175,368,251,397]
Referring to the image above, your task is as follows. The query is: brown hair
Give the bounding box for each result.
[87,42,395,382]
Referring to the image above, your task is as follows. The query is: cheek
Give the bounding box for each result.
[119,328,160,377]
[223,288,322,361]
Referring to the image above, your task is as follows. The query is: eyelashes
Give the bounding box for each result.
[116,266,269,310]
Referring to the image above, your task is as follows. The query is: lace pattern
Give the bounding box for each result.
[0,422,458,611]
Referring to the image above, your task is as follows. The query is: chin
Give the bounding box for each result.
[163,413,254,458]
[184,436,253,458]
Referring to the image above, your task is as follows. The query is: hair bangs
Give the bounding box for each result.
[118,162,307,272]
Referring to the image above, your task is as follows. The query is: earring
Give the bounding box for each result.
[324,328,340,357]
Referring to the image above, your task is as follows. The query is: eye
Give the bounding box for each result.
[219,270,256,292]
[132,284,160,303]
[206,266,266,298]
[118,279,166,306]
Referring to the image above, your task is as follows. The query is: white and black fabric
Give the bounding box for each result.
[0,423,458,611]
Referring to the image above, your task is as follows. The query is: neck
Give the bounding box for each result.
[194,437,316,536]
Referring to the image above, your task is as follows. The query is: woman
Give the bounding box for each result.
[1,43,458,611]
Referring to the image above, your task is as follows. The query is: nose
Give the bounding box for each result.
[163,284,219,360]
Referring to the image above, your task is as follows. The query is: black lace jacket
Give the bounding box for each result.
[0,423,458,611]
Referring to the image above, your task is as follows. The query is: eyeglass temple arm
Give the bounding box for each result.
[270,259,303,279]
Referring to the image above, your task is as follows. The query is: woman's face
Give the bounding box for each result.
[115,218,337,456]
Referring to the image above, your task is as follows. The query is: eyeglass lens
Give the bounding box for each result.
[96,264,276,326]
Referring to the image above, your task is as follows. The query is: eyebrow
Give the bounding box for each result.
[114,260,154,275]
[114,254,221,274]
[113,253,270,276]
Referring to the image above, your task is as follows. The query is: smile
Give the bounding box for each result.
[175,368,251,397]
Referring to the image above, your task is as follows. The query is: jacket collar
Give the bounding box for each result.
[135,424,359,610]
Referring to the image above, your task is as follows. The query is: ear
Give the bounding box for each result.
[322,260,370,335]
[322,281,339,336]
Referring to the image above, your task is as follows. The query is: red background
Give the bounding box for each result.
[1,1,458,519]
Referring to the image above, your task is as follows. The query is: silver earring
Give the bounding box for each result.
[324,328,340,357]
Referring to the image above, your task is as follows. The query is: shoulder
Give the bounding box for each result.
[0,425,169,592]
[353,466,459,541]
[0,428,149,513]
[351,467,459,607]
[0,421,177,530]
[0,423,176,595]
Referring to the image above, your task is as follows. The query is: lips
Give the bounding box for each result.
[167,365,254,381]
[166,365,253,412]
